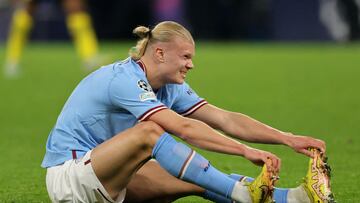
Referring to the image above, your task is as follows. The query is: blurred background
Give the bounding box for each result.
[1,0,359,42]
[0,0,360,202]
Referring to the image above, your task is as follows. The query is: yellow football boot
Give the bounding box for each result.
[247,160,278,203]
[302,148,336,203]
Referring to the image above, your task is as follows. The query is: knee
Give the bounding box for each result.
[135,121,165,145]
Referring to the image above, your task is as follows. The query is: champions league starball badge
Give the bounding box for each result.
[137,79,156,101]
[137,79,152,92]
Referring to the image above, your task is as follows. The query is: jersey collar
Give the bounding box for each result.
[136,60,147,76]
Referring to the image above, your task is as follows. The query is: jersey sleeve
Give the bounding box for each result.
[172,82,207,116]
[108,74,167,121]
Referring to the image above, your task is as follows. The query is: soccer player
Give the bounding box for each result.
[41,21,334,203]
[4,0,101,77]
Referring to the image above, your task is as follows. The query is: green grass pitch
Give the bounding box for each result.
[0,42,359,202]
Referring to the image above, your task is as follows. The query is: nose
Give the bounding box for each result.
[186,60,194,70]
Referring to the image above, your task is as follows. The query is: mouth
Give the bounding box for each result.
[180,70,187,79]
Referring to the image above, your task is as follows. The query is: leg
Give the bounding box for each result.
[125,160,204,203]
[4,0,35,77]
[91,121,165,200]
[150,133,255,203]
[62,0,101,69]
[92,122,269,203]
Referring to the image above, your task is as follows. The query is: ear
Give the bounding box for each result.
[154,47,165,63]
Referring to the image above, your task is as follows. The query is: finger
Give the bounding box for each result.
[271,156,279,173]
[311,144,324,154]
[269,156,277,171]
[299,148,314,158]
[319,142,326,154]
[266,156,278,173]
[265,157,273,172]
[310,143,325,155]
[313,139,326,153]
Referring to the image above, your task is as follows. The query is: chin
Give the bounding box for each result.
[172,81,184,85]
[177,78,186,84]
[166,75,185,84]
[169,79,185,84]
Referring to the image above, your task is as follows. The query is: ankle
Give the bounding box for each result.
[230,181,251,203]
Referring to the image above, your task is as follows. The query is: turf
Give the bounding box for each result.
[0,41,359,202]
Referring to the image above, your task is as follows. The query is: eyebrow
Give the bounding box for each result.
[183,50,194,57]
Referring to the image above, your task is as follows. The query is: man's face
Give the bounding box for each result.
[160,37,195,84]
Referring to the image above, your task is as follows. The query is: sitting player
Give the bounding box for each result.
[42,21,334,203]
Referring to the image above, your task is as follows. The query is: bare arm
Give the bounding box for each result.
[148,109,281,170]
[189,104,326,157]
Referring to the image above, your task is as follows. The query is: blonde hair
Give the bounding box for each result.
[129,21,194,60]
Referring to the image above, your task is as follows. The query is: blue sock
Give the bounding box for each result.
[229,174,254,182]
[203,173,289,203]
[152,133,236,199]
[273,188,289,203]
[203,189,232,203]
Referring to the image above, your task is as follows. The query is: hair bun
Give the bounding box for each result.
[133,26,151,39]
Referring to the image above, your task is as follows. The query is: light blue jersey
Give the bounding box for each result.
[41,58,207,168]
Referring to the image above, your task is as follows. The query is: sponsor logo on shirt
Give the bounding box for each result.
[139,92,156,101]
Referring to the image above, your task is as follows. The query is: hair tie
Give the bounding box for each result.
[146,29,152,38]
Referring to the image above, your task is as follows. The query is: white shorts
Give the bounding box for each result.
[46,150,126,203]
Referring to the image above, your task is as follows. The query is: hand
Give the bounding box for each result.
[243,146,281,173]
[285,134,326,158]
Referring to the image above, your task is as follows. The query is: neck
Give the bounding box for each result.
[140,56,165,91]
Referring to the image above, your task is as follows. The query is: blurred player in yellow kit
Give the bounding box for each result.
[4,0,102,77]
